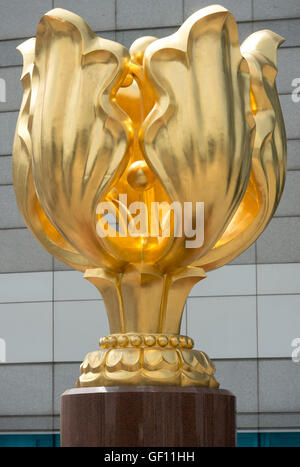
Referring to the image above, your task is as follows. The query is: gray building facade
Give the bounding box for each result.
[0,0,299,440]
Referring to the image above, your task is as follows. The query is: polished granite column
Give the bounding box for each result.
[61,386,236,447]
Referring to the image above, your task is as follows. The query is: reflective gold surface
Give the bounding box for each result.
[13,5,286,387]
[78,346,218,387]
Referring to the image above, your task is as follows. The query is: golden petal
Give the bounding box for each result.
[196,30,286,271]
[179,349,196,367]
[105,349,123,369]
[181,372,218,388]
[104,370,140,384]
[25,9,133,270]
[76,372,104,386]
[142,5,254,270]
[142,369,181,383]
[86,350,106,370]
[120,348,141,370]
[161,349,179,366]
[13,38,95,271]
[143,349,163,368]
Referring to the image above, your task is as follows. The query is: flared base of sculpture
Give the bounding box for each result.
[76,336,219,387]
[60,386,236,447]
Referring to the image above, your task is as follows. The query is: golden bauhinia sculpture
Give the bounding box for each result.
[13,5,286,387]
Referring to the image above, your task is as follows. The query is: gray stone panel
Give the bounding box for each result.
[280,94,300,140]
[116,27,177,49]
[116,0,183,30]
[0,228,53,272]
[53,0,115,32]
[277,47,300,95]
[184,0,252,22]
[254,0,300,21]
[53,363,80,414]
[214,359,258,413]
[0,111,18,156]
[0,0,52,40]
[0,40,23,67]
[259,359,300,412]
[0,156,12,185]
[259,412,300,429]
[287,140,300,170]
[229,244,256,265]
[275,171,300,217]
[0,415,53,431]
[0,66,22,112]
[256,217,300,263]
[0,363,52,415]
[0,185,25,228]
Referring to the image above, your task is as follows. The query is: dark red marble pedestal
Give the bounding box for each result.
[60,386,236,447]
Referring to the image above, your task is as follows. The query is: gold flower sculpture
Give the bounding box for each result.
[13,5,286,387]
